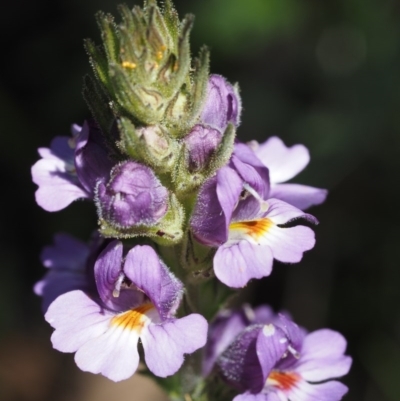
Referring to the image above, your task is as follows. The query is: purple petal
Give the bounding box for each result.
[32,158,88,212]
[233,143,270,198]
[75,121,113,195]
[274,314,304,353]
[141,314,208,377]
[256,324,291,383]
[191,177,225,246]
[231,196,262,222]
[264,393,283,401]
[40,233,89,270]
[295,330,352,382]
[183,124,223,171]
[48,136,75,162]
[253,305,276,324]
[191,167,242,246]
[96,161,168,228]
[258,224,316,264]
[35,233,91,312]
[270,184,328,210]
[265,198,318,226]
[233,393,269,401]
[288,379,348,401]
[203,309,249,376]
[200,74,241,131]
[74,319,140,382]
[231,155,269,199]
[32,136,89,211]
[214,240,273,288]
[46,290,113,353]
[94,241,144,311]
[34,271,88,313]
[216,166,244,233]
[254,137,310,184]
[123,245,183,320]
[218,326,264,392]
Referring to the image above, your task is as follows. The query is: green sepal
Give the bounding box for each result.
[96,11,120,64]
[151,193,185,246]
[205,123,236,174]
[146,4,169,54]
[162,0,180,46]
[82,75,115,138]
[84,39,112,93]
[164,46,210,137]
[161,14,193,99]
[180,230,215,273]
[118,117,179,173]
[185,46,210,127]
[172,143,204,195]
[109,63,165,124]
[118,4,147,63]
[164,85,190,136]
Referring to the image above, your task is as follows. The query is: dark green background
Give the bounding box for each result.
[0,0,399,400]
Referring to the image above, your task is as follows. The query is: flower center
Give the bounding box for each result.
[229,218,273,241]
[111,303,154,332]
[266,370,300,391]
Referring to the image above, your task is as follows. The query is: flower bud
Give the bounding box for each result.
[200,74,242,131]
[183,124,222,172]
[118,117,178,173]
[96,161,168,229]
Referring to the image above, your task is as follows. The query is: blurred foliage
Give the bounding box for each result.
[0,0,400,400]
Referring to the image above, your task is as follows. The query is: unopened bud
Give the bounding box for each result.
[118,117,178,173]
[200,74,242,131]
[183,124,222,172]
[96,161,169,229]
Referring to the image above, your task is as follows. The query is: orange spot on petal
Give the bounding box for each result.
[111,303,154,332]
[229,218,273,240]
[267,370,300,391]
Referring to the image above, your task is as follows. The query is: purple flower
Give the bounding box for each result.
[74,120,114,196]
[217,313,351,401]
[200,74,242,132]
[34,232,105,313]
[191,166,317,288]
[96,161,169,228]
[45,242,208,381]
[247,137,328,210]
[32,121,112,212]
[31,128,88,211]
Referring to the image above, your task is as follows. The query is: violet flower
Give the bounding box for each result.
[32,121,112,212]
[34,232,106,313]
[34,233,90,313]
[74,120,114,196]
[31,126,88,211]
[96,160,169,229]
[45,241,208,381]
[191,166,317,288]
[247,137,328,210]
[217,313,351,401]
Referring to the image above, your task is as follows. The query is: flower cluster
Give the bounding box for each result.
[32,1,350,400]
